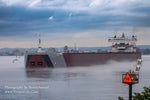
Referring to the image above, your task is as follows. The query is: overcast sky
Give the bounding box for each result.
[0,0,150,48]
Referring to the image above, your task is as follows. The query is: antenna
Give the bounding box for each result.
[38,34,41,48]
[37,34,45,53]
[122,33,125,38]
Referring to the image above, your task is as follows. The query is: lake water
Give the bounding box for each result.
[0,55,149,100]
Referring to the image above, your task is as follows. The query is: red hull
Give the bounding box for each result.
[63,52,141,66]
[25,52,141,68]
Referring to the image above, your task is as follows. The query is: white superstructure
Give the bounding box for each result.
[108,33,137,53]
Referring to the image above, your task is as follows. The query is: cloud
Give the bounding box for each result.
[48,16,53,20]
[0,5,150,37]
[29,0,41,7]
[89,0,105,7]
[0,0,150,47]
[1,0,150,16]
[1,0,41,7]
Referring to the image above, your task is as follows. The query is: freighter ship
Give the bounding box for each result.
[24,33,141,68]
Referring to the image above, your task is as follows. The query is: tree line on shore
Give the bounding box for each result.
[118,86,150,100]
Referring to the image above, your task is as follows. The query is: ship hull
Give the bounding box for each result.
[25,52,141,68]
[63,52,141,66]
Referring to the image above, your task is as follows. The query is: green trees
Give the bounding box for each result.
[133,86,150,100]
[118,96,124,100]
[118,86,150,100]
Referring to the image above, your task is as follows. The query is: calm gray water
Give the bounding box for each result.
[0,55,149,100]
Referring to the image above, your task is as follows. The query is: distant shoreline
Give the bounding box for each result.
[0,45,150,56]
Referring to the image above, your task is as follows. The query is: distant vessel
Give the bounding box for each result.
[24,33,141,68]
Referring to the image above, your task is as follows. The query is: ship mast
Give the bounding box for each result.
[38,35,41,49]
[37,35,45,53]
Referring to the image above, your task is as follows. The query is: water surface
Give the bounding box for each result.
[0,56,149,100]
